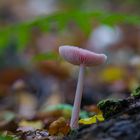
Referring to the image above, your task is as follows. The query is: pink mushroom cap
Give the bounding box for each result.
[59,45,107,66]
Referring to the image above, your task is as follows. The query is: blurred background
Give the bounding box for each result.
[0,0,140,119]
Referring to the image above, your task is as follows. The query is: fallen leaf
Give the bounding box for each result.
[101,66,124,83]
[49,117,70,136]
[18,120,43,132]
[79,114,104,125]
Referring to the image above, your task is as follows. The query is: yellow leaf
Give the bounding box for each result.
[79,114,104,125]
[19,120,43,129]
[96,114,104,121]
[101,66,124,83]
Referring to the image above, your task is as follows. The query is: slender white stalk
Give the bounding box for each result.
[70,64,85,129]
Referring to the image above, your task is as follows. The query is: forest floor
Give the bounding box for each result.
[1,87,140,140]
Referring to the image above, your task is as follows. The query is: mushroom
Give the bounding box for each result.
[59,45,107,129]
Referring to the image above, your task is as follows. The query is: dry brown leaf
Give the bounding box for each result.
[48,117,70,136]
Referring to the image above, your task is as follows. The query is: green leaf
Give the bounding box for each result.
[0,28,11,53]
[74,12,92,35]
[0,11,140,54]
[2,111,15,122]
[101,14,125,26]
[14,24,30,52]
[32,52,59,62]
[0,135,18,140]
[42,104,89,118]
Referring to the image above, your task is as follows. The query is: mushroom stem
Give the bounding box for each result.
[70,64,85,129]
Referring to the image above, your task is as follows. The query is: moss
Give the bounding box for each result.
[97,98,128,119]
[97,87,140,119]
[97,99,120,110]
[131,86,140,98]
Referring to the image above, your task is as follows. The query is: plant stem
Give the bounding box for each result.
[70,64,85,129]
